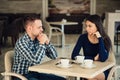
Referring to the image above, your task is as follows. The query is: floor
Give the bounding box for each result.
[0,34,120,80]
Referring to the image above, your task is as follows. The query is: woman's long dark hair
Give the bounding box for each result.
[85,14,112,52]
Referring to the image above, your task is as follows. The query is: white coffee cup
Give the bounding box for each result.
[84,59,93,67]
[60,59,69,67]
[75,56,85,63]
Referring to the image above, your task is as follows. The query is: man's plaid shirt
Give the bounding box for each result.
[12,33,57,75]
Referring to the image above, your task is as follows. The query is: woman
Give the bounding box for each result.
[71,14,112,80]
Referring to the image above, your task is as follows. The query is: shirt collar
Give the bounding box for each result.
[24,33,34,42]
[24,33,39,43]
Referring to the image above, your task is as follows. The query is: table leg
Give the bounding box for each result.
[77,77,80,80]
[66,76,77,80]
[61,24,65,48]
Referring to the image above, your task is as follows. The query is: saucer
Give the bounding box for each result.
[56,64,72,68]
[80,64,96,69]
[73,60,83,64]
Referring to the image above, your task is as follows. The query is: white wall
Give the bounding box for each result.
[106,12,120,52]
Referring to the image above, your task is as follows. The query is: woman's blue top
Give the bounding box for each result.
[71,33,109,80]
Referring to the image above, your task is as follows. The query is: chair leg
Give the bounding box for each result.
[0,37,2,45]
[66,77,85,80]
[12,35,19,47]
[3,36,7,46]
[116,32,118,53]
[56,35,62,47]
[0,48,2,55]
[57,35,61,46]
[60,35,62,46]
[66,76,76,80]
[0,38,2,55]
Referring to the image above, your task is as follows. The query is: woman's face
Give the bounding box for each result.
[85,20,97,35]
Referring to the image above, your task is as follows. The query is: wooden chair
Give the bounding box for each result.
[106,51,116,63]
[105,51,119,80]
[1,50,27,80]
[0,20,4,55]
[115,24,120,53]
[0,48,1,55]
[107,65,120,80]
[43,21,64,46]
[2,18,23,47]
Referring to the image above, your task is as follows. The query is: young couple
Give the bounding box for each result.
[12,14,112,80]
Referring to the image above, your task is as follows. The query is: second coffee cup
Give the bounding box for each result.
[76,56,85,63]
[84,59,93,67]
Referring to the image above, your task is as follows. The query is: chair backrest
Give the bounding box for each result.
[3,50,28,80]
[11,18,24,33]
[43,21,50,33]
[107,65,120,80]
[0,20,4,39]
[106,51,116,80]
[5,50,14,72]
[43,21,51,38]
[3,50,14,80]
[106,51,116,64]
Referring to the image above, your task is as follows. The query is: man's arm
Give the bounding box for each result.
[45,43,57,59]
[15,40,46,64]
[37,33,58,59]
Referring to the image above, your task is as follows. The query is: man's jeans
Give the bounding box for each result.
[13,71,66,80]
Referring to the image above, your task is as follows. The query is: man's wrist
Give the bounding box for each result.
[45,42,50,45]
[39,44,46,49]
[39,42,45,45]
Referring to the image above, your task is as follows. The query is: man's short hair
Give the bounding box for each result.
[23,15,40,29]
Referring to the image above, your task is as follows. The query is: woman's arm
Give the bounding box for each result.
[71,35,83,60]
[95,32,109,62]
[98,38,109,62]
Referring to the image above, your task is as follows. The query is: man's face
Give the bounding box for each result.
[31,20,43,37]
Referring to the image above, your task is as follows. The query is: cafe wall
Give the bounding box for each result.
[96,0,120,16]
[0,0,120,15]
[0,0,42,13]
[48,0,120,15]
[48,0,90,14]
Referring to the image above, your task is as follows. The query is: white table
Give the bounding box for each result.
[49,21,78,47]
[28,58,115,80]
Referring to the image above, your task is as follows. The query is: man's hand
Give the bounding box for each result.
[37,33,50,44]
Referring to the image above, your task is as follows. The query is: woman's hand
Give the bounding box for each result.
[94,31,101,38]
[94,54,99,61]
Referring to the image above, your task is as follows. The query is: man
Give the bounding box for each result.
[12,15,66,80]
